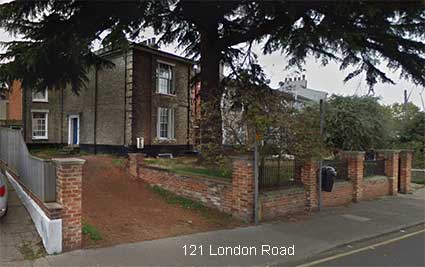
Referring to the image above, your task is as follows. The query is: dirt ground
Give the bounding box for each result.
[81,155,243,248]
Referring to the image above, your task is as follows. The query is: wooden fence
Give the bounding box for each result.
[0,128,56,202]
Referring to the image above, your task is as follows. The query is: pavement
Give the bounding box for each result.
[2,186,424,266]
[36,187,424,267]
[0,181,44,267]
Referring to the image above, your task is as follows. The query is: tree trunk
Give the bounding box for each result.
[199,28,223,150]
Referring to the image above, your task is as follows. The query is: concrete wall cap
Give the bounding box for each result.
[399,149,414,153]
[52,158,86,165]
[44,202,63,211]
[342,151,366,155]
[128,153,146,156]
[375,149,401,154]
[229,154,254,161]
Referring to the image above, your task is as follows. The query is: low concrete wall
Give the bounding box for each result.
[6,171,62,254]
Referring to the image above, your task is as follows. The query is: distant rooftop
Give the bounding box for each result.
[277,75,327,103]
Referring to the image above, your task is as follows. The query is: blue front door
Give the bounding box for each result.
[72,117,78,144]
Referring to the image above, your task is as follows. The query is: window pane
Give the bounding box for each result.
[32,112,47,138]
[32,89,47,101]
[159,108,169,138]
[157,63,174,95]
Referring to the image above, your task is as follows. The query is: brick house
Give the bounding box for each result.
[23,42,195,155]
[0,80,23,129]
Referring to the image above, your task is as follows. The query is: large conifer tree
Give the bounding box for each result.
[1,1,424,149]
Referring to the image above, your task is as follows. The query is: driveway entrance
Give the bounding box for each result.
[0,181,44,264]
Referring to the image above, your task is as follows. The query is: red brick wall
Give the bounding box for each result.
[7,80,22,121]
[231,157,254,221]
[399,150,413,193]
[53,158,85,251]
[129,155,255,222]
[345,152,364,202]
[377,150,399,195]
[362,177,390,200]
[322,181,354,207]
[260,187,306,220]
[300,160,318,210]
[128,152,407,223]
[140,166,233,213]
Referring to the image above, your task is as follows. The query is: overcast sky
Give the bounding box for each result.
[0,15,424,109]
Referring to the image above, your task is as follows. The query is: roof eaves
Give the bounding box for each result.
[130,43,195,65]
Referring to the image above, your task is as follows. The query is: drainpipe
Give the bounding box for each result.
[94,67,98,154]
[22,85,27,141]
[60,87,64,145]
[123,52,128,148]
[187,65,191,148]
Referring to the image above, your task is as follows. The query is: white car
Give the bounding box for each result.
[0,172,8,217]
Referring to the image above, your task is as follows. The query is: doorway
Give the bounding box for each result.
[68,115,80,145]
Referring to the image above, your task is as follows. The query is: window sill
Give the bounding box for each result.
[156,92,176,97]
[32,99,49,103]
[32,137,48,140]
[157,138,176,141]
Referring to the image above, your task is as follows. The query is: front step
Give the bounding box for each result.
[60,146,80,154]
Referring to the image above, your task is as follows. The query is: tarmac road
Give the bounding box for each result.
[302,230,425,267]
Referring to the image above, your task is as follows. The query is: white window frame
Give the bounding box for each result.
[32,88,48,102]
[31,110,49,140]
[157,107,175,140]
[156,61,176,95]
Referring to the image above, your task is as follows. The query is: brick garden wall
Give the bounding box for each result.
[129,154,254,221]
[128,150,412,223]
[53,158,85,251]
[322,181,354,207]
[259,187,306,220]
[139,166,233,213]
[362,176,390,200]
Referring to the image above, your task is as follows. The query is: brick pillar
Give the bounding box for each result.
[399,150,413,194]
[53,158,85,251]
[342,151,365,202]
[376,150,399,195]
[231,155,255,222]
[128,153,144,177]
[299,159,318,211]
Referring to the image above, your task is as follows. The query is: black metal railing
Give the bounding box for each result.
[364,159,386,177]
[258,158,297,190]
[322,159,349,180]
